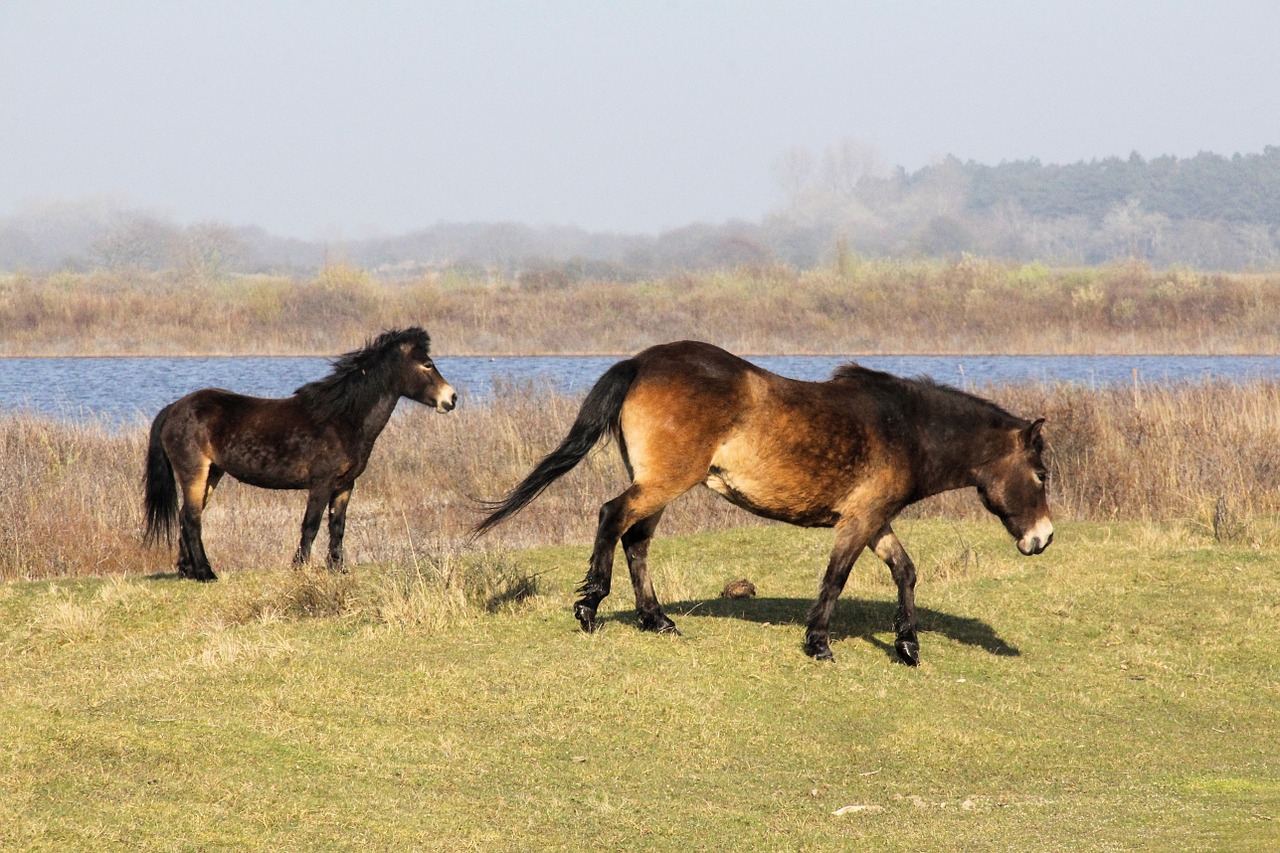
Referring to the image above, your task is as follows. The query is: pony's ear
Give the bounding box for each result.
[1022,418,1046,451]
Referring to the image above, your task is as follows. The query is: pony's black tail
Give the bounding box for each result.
[473,358,639,536]
[142,404,178,547]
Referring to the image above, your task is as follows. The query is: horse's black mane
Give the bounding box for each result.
[829,361,1024,428]
[294,327,431,421]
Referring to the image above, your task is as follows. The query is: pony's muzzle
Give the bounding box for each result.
[1017,518,1054,555]
[435,386,458,413]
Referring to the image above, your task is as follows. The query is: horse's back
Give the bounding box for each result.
[620,341,911,526]
[160,388,324,487]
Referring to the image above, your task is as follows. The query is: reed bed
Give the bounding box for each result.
[3,258,1280,356]
[2,379,1278,582]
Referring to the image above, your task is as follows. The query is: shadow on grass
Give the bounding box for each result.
[665,595,1020,661]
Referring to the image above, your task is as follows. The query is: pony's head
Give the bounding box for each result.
[295,327,456,420]
[973,418,1053,555]
[383,327,457,413]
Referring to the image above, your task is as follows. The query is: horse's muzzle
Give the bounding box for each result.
[436,391,457,413]
[1016,519,1054,555]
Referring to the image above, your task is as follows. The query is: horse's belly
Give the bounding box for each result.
[704,468,840,527]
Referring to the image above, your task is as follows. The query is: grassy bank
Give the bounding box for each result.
[2,521,1277,850]
[3,380,1280,583]
[3,258,1280,355]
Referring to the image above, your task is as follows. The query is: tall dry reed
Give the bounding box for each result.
[4,259,1280,356]
[2,380,1278,582]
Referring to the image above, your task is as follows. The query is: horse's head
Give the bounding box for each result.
[395,333,457,413]
[974,418,1053,555]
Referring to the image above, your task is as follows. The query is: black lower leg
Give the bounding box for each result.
[804,524,867,661]
[622,512,678,635]
[575,497,626,631]
[179,513,216,582]
[874,527,920,666]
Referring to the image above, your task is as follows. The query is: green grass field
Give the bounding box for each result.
[2,520,1277,851]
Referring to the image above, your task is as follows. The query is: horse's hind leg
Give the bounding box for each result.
[621,509,677,634]
[872,524,920,666]
[576,483,688,633]
[176,464,218,582]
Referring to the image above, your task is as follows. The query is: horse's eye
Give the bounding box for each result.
[422,361,435,372]
[1034,470,1047,485]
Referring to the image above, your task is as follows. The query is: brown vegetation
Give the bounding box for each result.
[3,258,1280,356]
[3,380,1278,582]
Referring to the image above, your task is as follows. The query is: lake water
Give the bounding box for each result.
[2,353,1278,427]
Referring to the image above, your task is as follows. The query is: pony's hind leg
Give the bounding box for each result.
[621,509,676,634]
[176,464,218,582]
[576,483,689,633]
[872,524,920,666]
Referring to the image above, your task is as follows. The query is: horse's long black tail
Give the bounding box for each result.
[473,358,639,536]
[142,404,178,547]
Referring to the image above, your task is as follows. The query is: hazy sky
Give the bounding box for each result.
[3,1,1279,237]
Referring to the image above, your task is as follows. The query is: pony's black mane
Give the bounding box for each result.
[294,327,431,421]
[829,362,1023,428]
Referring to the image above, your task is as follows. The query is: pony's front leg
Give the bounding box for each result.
[326,488,352,570]
[872,524,920,666]
[804,519,874,661]
[294,490,328,566]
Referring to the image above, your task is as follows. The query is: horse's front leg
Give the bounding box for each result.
[326,488,353,570]
[804,518,875,662]
[872,524,920,666]
[294,490,328,565]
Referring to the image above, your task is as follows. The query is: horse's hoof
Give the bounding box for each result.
[574,602,599,633]
[805,640,834,662]
[895,640,920,667]
[640,613,680,635]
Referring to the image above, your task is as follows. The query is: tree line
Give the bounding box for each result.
[2,146,1279,277]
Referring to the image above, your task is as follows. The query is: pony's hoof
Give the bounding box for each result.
[895,640,920,667]
[805,639,834,661]
[640,613,680,635]
[574,602,599,633]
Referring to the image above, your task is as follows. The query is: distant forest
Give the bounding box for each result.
[3,145,1279,276]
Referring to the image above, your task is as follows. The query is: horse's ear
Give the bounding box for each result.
[1022,418,1046,451]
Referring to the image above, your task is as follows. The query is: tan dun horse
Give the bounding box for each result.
[144,327,456,581]
[475,340,1052,665]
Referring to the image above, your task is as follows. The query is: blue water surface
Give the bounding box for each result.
[1,353,1277,428]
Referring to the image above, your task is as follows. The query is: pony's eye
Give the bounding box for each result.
[1034,470,1047,485]
[421,361,435,372]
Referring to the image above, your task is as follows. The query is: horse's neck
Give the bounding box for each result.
[914,413,1002,497]
[353,393,401,444]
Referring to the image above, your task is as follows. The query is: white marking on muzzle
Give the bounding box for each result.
[1018,517,1054,555]
[435,382,457,412]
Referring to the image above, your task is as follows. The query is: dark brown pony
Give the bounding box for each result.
[144,327,456,581]
[475,340,1052,665]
